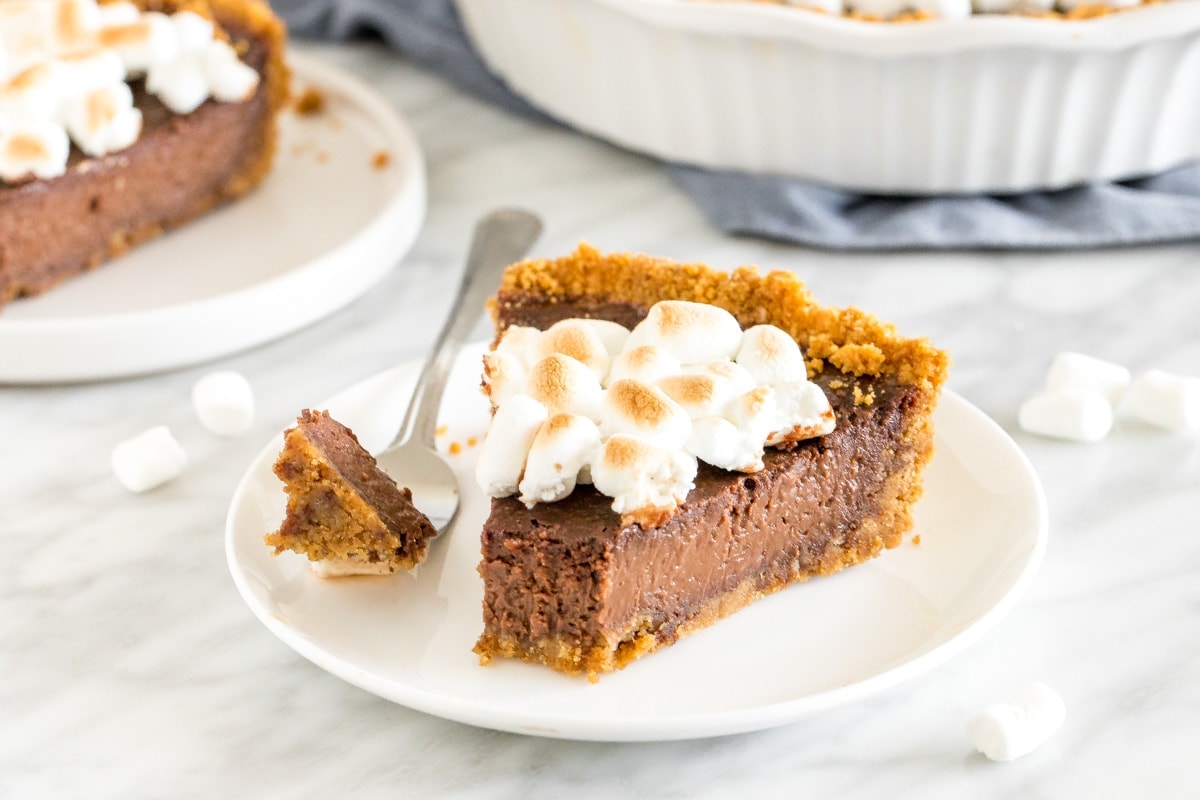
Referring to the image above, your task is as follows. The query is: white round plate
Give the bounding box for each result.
[0,53,426,384]
[227,344,1047,742]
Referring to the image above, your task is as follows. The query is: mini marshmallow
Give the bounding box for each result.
[199,39,259,103]
[171,11,214,53]
[601,379,693,450]
[111,425,187,492]
[608,345,681,387]
[685,359,758,396]
[967,683,1066,762]
[58,48,127,99]
[1,61,70,120]
[577,319,630,356]
[736,325,809,386]
[494,325,542,366]
[475,395,549,497]
[97,1,142,27]
[0,122,70,181]
[518,413,602,506]
[657,372,737,420]
[725,386,780,447]
[1121,369,1200,431]
[766,380,837,445]
[64,83,142,157]
[146,55,207,114]
[525,354,605,420]
[590,434,698,523]
[1044,352,1131,408]
[534,319,611,382]
[686,416,764,473]
[1018,390,1113,443]
[191,370,255,437]
[482,349,527,408]
[101,12,181,72]
[624,300,743,365]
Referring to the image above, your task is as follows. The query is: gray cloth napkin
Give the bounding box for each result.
[273,0,1200,250]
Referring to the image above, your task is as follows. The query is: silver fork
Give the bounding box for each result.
[374,208,543,533]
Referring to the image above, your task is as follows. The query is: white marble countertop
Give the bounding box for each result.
[5,41,1200,799]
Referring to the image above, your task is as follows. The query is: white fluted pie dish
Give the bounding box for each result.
[455,0,1200,194]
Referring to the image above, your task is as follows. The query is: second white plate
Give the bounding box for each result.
[0,53,426,384]
[226,345,1047,742]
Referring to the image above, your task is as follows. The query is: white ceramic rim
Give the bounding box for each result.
[0,52,427,384]
[594,0,1200,53]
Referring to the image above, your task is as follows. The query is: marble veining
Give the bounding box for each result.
[2,40,1199,800]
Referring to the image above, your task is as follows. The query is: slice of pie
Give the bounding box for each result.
[0,0,288,307]
[266,409,437,576]
[473,244,949,679]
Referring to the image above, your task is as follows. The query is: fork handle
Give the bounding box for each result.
[391,209,543,450]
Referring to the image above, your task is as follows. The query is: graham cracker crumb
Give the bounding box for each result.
[449,441,463,456]
[371,150,391,170]
[294,87,326,116]
[912,534,922,546]
[852,385,876,407]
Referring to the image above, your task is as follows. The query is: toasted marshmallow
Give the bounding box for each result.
[111,425,187,493]
[766,380,837,445]
[191,370,255,437]
[59,48,127,99]
[577,319,630,356]
[624,300,743,365]
[725,386,779,445]
[494,325,542,366]
[534,319,611,382]
[685,359,757,396]
[686,416,764,473]
[1019,390,1113,442]
[736,325,808,386]
[482,349,527,408]
[146,55,207,114]
[0,122,69,181]
[608,345,681,387]
[64,82,141,156]
[590,434,698,525]
[601,379,693,450]
[475,395,549,498]
[518,414,602,506]
[967,683,1066,762]
[525,354,605,420]
[1121,369,1200,431]
[1044,352,1130,408]
[1,61,70,120]
[656,372,737,420]
[198,39,258,103]
[100,12,180,72]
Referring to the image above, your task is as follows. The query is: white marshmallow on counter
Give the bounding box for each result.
[518,413,602,507]
[590,434,697,522]
[475,395,548,498]
[0,122,70,182]
[624,300,743,365]
[191,370,255,437]
[967,683,1066,762]
[1044,352,1131,408]
[1018,390,1113,443]
[736,325,809,386]
[111,425,187,492]
[1121,369,1200,431]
